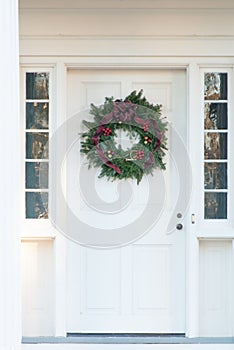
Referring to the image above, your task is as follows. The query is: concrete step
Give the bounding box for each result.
[22,336,234,350]
[22,344,234,350]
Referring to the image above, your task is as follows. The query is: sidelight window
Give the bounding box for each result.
[24,72,50,219]
[203,72,228,219]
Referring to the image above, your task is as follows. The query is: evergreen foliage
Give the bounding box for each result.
[80,90,167,184]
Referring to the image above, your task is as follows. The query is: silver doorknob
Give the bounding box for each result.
[176,223,183,230]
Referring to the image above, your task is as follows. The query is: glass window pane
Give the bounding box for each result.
[26,192,48,219]
[25,162,49,189]
[26,72,49,100]
[204,103,227,130]
[26,132,49,159]
[204,73,227,100]
[204,163,227,189]
[204,132,227,160]
[204,192,227,219]
[26,102,49,129]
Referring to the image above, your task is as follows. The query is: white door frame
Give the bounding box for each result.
[20,56,234,339]
[20,59,198,337]
[61,61,198,338]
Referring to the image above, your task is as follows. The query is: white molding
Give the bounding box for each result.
[20,35,234,40]
[0,0,21,348]
[186,62,201,338]
[232,240,234,336]
[19,37,234,58]
[20,56,234,67]
[21,237,55,241]
[19,8,234,13]
[54,234,67,337]
[19,0,234,10]
[53,62,67,337]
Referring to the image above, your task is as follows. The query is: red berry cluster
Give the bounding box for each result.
[103,127,112,136]
[136,150,145,160]
[142,122,150,132]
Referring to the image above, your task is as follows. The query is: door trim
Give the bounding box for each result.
[21,57,205,338]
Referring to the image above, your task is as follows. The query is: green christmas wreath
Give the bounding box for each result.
[80,90,167,184]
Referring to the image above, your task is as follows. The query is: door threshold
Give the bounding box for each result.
[67,333,185,338]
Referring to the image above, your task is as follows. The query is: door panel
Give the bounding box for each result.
[66,69,186,333]
[199,240,233,336]
[81,249,121,315]
[132,245,170,311]
[21,240,54,336]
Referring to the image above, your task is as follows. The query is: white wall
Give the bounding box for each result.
[19,0,234,57]
[0,0,21,349]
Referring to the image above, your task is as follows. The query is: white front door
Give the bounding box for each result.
[66,69,187,333]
